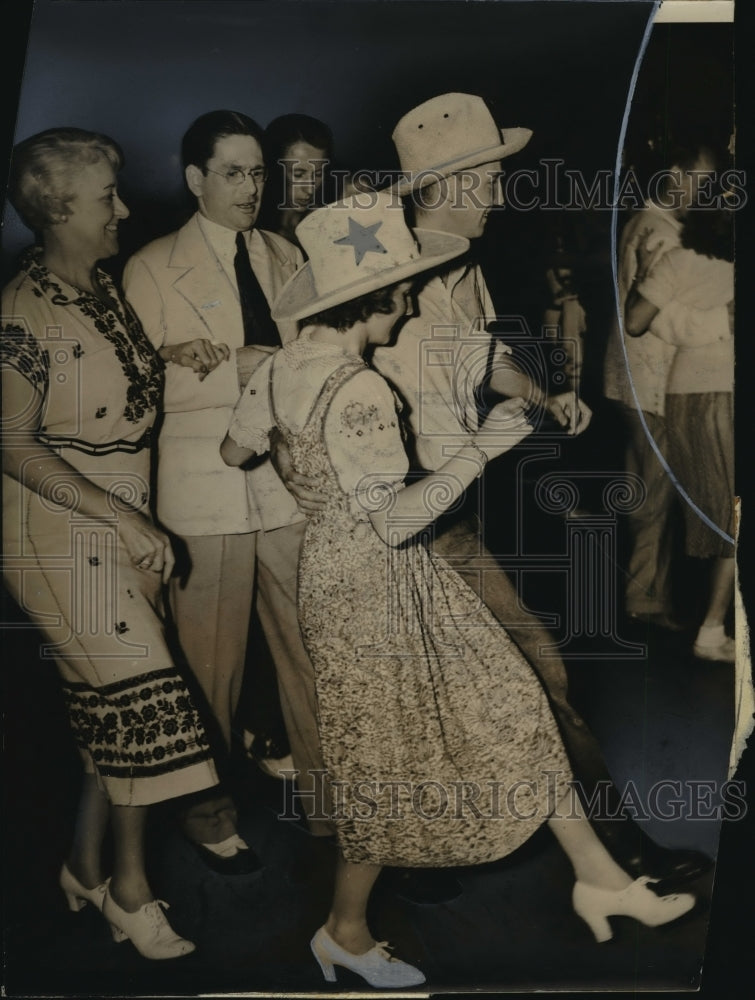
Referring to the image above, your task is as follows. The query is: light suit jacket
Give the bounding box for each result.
[123,213,304,536]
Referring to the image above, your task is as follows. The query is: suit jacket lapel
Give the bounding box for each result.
[169,216,245,346]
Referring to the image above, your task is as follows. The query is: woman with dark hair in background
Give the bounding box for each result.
[259,113,334,248]
[1,128,220,959]
[626,205,735,662]
[240,113,335,773]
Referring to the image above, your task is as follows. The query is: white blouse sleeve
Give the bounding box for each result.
[324,369,409,521]
[637,251,679,311]
[226,353,275,455]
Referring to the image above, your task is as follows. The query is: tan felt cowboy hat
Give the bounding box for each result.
[391,93,532,196]
[271,189,469,322]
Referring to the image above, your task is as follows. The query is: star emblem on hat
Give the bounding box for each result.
[333,217,387,265]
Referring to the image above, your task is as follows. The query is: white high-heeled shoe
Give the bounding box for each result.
[310,925,426,988]
[573,876,696,943]
[102,887,195,960]
[59,864,108,912]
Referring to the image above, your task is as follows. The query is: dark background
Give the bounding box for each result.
[1,0,730,276]
[1,1,752,998]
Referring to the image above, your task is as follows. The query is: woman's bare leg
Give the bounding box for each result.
[108,805,153,911]
[700,556,735,629]
[548,788,632,890]
[325,851,382,954]
[66,772,110,888]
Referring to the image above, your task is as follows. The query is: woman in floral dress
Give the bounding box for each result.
[222,192,696,988]
[2,128,219,959]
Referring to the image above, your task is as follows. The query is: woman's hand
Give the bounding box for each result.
[118,510,175,583]
[474,397,534,460]
[161,339,230,380]
[543,391,592,435]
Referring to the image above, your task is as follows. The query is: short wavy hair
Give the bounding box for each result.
[301,284,401,332]
[181,110,265,172]
[8,127,124,232]
[264,114,334,165]
[681,207,734,263]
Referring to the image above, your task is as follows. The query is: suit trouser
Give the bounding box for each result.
[429,509,644,844]
[621,405,676,616]
[170,523,333,834]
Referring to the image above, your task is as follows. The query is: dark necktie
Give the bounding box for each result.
[233,230,280,347]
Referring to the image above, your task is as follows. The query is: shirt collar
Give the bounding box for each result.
[196,212,253,259]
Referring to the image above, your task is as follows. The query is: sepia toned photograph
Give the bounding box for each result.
[1,0,750,996]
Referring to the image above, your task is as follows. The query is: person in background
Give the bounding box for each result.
[239,113,333,774]
[603,142,730,631]
[2,127,219,958]
[543,229,586,395]
[625,206,734,662]
[259,113,334,249]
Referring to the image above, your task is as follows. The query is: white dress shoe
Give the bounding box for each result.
[693,634,735,663]
[573,875,696,943]
[310,925,426,987]
[103,888,195,960]
[59,864,108,912]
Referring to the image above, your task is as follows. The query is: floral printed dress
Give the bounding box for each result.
[1,249,218,807]
[228,336,572,866]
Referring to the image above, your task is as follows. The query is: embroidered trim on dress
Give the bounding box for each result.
[20,248,163,423]
[1,322,50,391]
[38,426,154,456]
[61,666,214,779]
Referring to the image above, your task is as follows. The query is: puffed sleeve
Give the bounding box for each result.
[226,352,275,455]
[1,321,49,394]
[325,369,409,520]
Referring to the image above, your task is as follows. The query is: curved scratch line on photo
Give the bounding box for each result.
[610,0,734,546]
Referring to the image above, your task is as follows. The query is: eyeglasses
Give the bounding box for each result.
[205,166,268,186]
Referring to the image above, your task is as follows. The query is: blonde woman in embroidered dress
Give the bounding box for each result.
[221,193,697,989]
[2,128,220,959]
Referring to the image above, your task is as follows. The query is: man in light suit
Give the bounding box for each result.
[124,111,331,869]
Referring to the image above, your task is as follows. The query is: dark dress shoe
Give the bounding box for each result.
[191,841,263,876]
[382,867,463,904]
[622,843,713,885]
[590,797,713,887]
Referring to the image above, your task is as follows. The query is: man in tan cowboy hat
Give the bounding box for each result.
[375,92,582,465]
[375,92,710,886]
[277,94,711,897]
